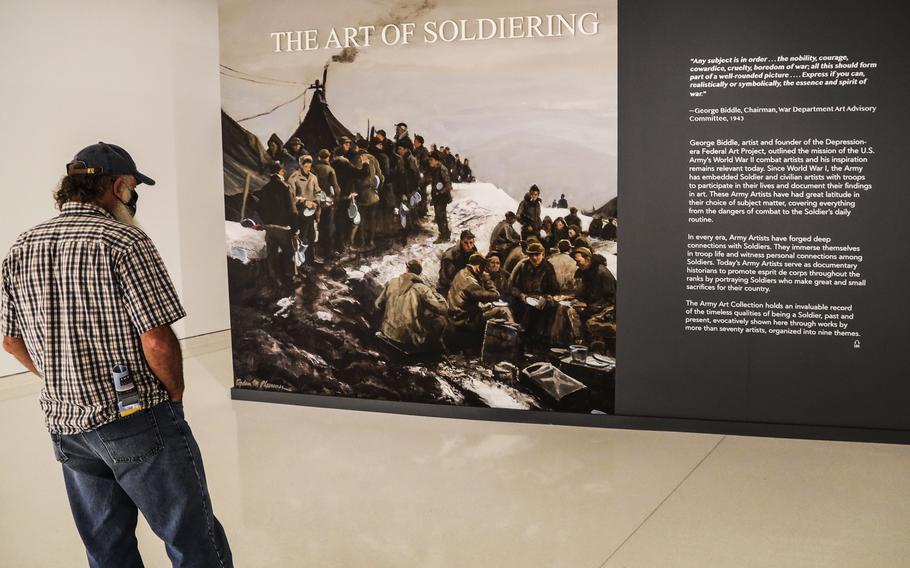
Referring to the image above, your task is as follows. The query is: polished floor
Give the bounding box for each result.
[1,331,909,567]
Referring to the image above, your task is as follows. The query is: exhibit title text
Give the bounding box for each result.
[270,13,600,52]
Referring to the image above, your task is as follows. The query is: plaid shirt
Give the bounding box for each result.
[1,202,186,434]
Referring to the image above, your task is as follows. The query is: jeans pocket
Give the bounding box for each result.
[50,433,68,463]
[97,409,164,463]
[168,399,187,422]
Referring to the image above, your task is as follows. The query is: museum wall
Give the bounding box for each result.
[0,0,228,377]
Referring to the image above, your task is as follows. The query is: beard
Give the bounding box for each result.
[110,198,139,227]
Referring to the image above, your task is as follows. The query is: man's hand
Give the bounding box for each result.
[140,325,185,401]
[2,336,40,377]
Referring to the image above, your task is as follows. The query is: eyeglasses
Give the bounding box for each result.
[66,160,102,175]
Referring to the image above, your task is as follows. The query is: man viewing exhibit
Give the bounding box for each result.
[0,143,232,568]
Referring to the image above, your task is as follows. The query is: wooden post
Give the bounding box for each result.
[240,171,252,220]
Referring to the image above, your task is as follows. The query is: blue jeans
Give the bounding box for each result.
[51,401,233,568]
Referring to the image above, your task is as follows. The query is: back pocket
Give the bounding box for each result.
[98,409,164,463]
[50,433,69,463]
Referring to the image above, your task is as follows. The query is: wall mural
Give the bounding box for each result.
[220,0,618,414]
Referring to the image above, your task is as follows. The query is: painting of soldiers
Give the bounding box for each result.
[219,3,618,416]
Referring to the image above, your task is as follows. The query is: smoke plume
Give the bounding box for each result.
[331,47,359,63]
[327,0,439,65]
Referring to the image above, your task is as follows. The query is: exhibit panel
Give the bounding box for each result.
[618,0,910,430]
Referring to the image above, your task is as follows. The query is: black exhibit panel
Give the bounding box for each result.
[617,0,910,429]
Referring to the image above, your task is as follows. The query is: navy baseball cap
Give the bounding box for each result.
[66,142,156,186]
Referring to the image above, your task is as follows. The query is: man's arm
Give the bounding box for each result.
[140,325,184,401]
[2,336,40,377]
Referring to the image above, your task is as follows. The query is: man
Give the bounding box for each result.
[437,230,477,295]
[587,215,604,239]
[393,122,412,150]
[368,134,392,200]
[257,161,298,284]
[549,239,579,293]
[516,184,542,240]
[331,146,370,254]
[337,136,355,160]
[567,224,583,247]
[288,155,321,264]
[284,136,309,172]
[557,194,569,208]
[427,151,453,243]
[1,142,232,567]
[485,251,512,303]
[354,146,383,250]
[442,147,457,173]
[387,140,406,198]
[602,217,618,240]
[489,211,521,255]
[257,161,296,227]
[447,253,513,333]
[550,217,570,248]
[566,246,616,344]
[375,260,449,351]
[411,136,430,216]
[540,216,553,249]
[509,241,559,343]
[412,134,430,171]
[312,149,340,258]
[565,206,582,230]
[374,129,399,171]
[462,158,474,182]
[503,238,528,273]
[396,143,420,199]
[453,154,463,182]
[265,133,285,163]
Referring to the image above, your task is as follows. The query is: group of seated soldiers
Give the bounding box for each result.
[375,201,617,356]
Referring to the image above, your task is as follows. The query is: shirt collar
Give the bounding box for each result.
[60,202,114,219]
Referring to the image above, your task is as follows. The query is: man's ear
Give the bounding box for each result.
[110,176,125,199]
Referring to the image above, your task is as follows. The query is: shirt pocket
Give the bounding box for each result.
[97,409,164,463]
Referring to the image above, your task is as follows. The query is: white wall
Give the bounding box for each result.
[0,0,229,377]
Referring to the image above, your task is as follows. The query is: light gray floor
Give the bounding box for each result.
[1,331,908,567]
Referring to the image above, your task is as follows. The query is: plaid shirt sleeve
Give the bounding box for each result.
[116,237,186,334]
[0,256,20,337]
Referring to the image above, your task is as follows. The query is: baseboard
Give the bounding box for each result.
[230,388,910,445]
